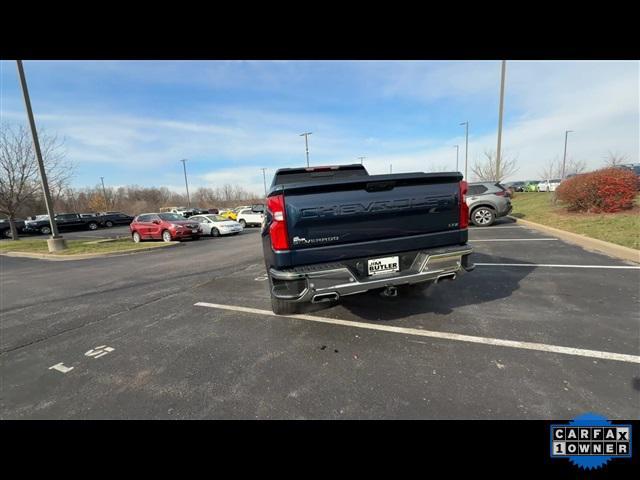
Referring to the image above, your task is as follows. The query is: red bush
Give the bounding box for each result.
[555,167,638,213]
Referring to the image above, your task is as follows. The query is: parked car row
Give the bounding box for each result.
[157,204,264,219]
[1,211,134,237]
[128,205,265,243]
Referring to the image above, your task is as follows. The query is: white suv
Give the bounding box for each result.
[538,179,561,192]
[236,208,264,228]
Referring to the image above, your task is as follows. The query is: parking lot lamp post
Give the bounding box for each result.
[358,156,365,165]
[460,121,469,179]
[16,60,66,252]
[261,168,267,198]
[100,176,108,210]
[300,132,312,167]
[181,159,191,208]
[495,60,507,182]
[561,130,573,179]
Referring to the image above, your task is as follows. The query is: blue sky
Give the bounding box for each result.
[1,60,638,194]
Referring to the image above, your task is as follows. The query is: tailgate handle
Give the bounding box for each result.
[365,181,395,192]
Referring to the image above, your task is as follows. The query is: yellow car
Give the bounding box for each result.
[218,209,238,221]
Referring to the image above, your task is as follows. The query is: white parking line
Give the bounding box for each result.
[194,302,640,364]
[476,263,640,269]
[470,238,558,242]
[469,226,524,229]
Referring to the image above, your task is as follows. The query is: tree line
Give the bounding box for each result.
[0,123,262,238]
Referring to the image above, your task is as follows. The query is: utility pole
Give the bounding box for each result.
[454,145,459,172]
[561,130,573,179]
[358,156,366,165]
[300,132,312,167]
[261,168,268,197]
[460,121,469,179]
[16,60,66,251]
[180,159,191,207]
[100,176,108,210]
[495,60,507,182]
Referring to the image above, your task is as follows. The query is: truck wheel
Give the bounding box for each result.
[105,221,114,227]
[271,295,298,315]
[40,226,51,235]
[471,207,495,227]
[239,219,246,228]
[88,222,98,230]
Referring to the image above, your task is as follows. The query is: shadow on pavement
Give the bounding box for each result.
[297,253,535,321]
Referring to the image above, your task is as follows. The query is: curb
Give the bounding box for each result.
[0,242,181,261]
[508,216,640,264]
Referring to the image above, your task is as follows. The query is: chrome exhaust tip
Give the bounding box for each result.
[311,292,339,303]
[435,273,457,284]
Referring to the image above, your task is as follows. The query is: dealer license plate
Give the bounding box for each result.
[367,256,400,276]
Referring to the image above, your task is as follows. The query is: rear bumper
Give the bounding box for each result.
[269,244,473,303]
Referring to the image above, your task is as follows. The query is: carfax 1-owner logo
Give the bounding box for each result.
[550,413,632,470]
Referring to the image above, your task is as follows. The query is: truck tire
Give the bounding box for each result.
[271,295,298,315]
[471,207,496,227]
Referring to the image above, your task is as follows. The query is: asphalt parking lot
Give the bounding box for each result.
[1,219,639,419]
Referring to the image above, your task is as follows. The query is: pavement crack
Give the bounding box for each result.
[0,291,183,356]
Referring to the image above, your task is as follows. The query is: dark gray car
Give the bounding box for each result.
[466,182,512,226]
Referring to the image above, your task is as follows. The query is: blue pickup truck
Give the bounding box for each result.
[261,164,474,314]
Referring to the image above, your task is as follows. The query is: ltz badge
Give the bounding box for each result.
[550,413,632,470]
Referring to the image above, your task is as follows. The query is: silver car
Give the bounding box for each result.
[188,214,244,237]
[466,182,512,226]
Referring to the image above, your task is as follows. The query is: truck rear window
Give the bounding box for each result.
[273,165,368,186]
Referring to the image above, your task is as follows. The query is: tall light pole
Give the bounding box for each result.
[561,130,574,179]
[180,159,191,207]
[460,121,469,179]
[495,60,507,181]
[261,168,268,197]
[100,176,108,210]
[300,132,312,167]
[16,60,66,251]
[358,156,366,165]
[454,145,459,171]
[389,164,393,174]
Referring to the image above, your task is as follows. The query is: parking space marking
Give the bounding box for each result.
[475,263,640,269]
[48,363,74,374]
[470,226,525,229]
[470,238,558,242]
[194,302,640,364]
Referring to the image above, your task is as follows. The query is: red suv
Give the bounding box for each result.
[130,213,202,242]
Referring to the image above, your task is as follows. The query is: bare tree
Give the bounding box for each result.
[604,150,629,167]
[470,149,519,182]
[0,124,73,239]
[540,156,587,180]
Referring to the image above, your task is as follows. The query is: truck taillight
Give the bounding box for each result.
[459,180,469,229]
[267,194,290,250]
